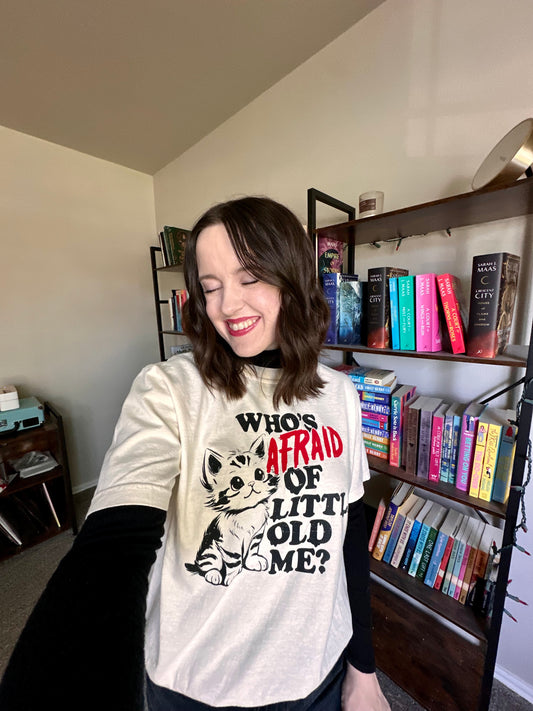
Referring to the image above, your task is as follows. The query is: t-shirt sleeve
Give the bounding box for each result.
[347,378,370,503]
[89,363,181,515]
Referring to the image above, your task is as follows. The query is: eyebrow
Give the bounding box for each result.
[198,266,249,281]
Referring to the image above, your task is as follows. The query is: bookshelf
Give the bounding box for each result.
[150,245,186,361]
[314,178,533,711]
[0,402,77,561]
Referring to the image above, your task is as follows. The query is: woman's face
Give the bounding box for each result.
[196,223,281,358]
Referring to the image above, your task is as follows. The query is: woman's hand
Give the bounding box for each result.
[341,662,391,711]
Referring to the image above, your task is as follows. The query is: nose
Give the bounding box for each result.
[220,283,244,316]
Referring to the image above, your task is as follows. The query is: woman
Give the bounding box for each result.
[0,196,390,711]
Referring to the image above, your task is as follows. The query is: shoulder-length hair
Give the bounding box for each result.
[182,196,330,408]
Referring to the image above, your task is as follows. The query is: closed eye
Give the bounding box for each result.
[242,279,258,286]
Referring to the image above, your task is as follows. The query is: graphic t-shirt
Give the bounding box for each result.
[88,353,369,707]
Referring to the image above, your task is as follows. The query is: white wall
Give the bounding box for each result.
[153,0,533,697]
[1,126,158,494]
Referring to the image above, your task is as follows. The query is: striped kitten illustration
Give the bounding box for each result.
[186,435,278,586]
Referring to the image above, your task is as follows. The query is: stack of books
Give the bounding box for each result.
[338,366,397,460]
[368,484,504,608]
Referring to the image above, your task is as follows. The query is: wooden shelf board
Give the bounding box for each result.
[0,467,64,497]
[370,558,489,642]
[316,177,533,246]
[367,455,507,518]
[323,343,527,368]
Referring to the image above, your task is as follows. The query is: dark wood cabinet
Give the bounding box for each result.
[0,402,77,561]
[315,178,533,711]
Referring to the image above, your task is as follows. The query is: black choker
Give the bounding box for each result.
[248,349,282,368]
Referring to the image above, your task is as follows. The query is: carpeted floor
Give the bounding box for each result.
[1,488,531,710]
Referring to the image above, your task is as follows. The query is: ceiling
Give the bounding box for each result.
[1,0,383,174]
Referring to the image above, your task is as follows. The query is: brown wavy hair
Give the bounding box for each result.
[182,196,330,408]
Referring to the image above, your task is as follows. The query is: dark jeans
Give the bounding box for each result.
[146,656,346,711]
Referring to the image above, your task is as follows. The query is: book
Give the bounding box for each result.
[466,252,520,358]
[424,508,463,588]
[389,276,401,350]
[372,482,414,561]
[362,411,390,429]
[360,401,391,416]
[390,495,425,568]
[415,273,442,352]
[434,514,464,591]
[441,402,465,484]
[456,402,485,492]
[492,418,518,504]
[446,514,476,597]
[441,514,471,596]
[162,226,189,266]
[323,272,341,344]
[468,415,490,498]
[478,408,512,502]
[437,273,467,354]
[338,277,362,345]
[400,498,434,571]
[389,384,417,468]
[368,497,387,552]
[453,518,484,601]
[367,267,409,348]
[417,397,443,479]
[413,503,448,580]
[382,491,419,564]
[404,396,426,476]
[158,231,169,266]
[347,367,396,386]
[352,380,398,395]
[317,236,344,276]
[358,389,391,405]
[398,275,416,350]
[466,523,502,608]
[428,402,449,482]
[457,519,485,604]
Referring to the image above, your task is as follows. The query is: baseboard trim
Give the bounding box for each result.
[495,664,533,704]
[72,479,99,496]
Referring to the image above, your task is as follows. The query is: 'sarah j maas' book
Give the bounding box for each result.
[367,267,408,349]
[466,252,520,358]
[437,273,467,354]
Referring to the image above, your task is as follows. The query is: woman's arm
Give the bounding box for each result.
[342,498,390,710]
[0,505,165,711]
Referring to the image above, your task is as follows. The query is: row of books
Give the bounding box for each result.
[319,243,520,359]
[369,483,503,610]
[158,225,190,267]
[168,289,188,332]
[339,365,517,504]
[0,483,61,546]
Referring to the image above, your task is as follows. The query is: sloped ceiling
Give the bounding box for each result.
[0,0,383,173]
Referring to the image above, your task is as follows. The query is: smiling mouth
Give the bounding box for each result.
[226,317,259,336]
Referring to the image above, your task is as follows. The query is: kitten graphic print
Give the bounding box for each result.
[186,410,348,586]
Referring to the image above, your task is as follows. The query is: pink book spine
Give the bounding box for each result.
[428,275,442,351]
[437,274,466,354]
[453,544,472,600]
[428,414,444,481]
[415,274,432,351]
